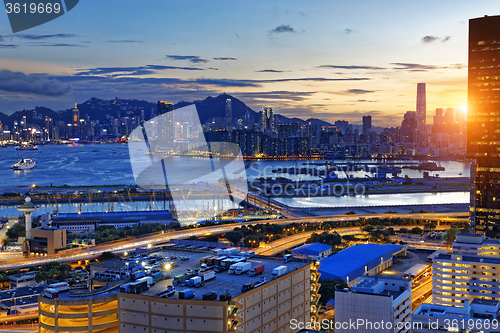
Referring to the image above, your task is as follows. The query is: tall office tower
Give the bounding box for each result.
[156,100,174,150]
[443,108,455,125]
[71,104,80,138]
[362,115,372,143]
[416,83,426,146]
[468,15,500,238]
[225,98,232,126]
[261,107,274,132]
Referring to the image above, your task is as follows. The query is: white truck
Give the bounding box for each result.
[136,276,154,288]
[235,262,252,275]
[199,270,216,282]
[228,262,242,275]
[188,276,203,287]
[272,266,288,279]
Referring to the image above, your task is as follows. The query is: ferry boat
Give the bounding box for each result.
[16,143,38,151]
[11,158,37,170]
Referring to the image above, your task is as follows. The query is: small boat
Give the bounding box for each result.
[11,158,36,170]
[16,143,38,151]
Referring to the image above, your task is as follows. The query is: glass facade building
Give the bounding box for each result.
[468,15,500,237]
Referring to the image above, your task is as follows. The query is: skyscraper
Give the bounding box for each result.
[261,107,274,132]
[468,15,500,238]
[71,104,79,138]
[362,115,372,143]
[225,98,232,126]
[416,83,426,146]
[156,100,174,150]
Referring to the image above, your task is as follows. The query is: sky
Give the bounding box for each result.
[0,0,498,126]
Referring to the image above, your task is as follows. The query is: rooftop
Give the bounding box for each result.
[319,244,404,280]
[292,243,331,254]
[434,253,500,265]
[0,285,46,301]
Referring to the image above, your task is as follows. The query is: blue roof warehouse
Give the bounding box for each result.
[292,243,332,260]
[318,244,407,287]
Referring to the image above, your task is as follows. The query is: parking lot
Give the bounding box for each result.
[143,248,308,301]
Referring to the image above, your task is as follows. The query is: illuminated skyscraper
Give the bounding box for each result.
[157,100,174,150]
[71,104,79,138]
[416,83,426,146]
[225,98,232,126]
[468,15,500,238]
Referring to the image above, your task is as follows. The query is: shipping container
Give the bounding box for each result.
[179,289,195,299]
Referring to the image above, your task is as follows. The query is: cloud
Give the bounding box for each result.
[76,65,206,76]
[195,78,259,87]
[269,24,296,34]
[421,35,452,43]
[166,55,209,63]
[391,63,439,71]
[0,70,72,96]
[213,57,237,61]
[422,35,439,43]
[354,99,377,102]
[256,69,287,73]
[107,40,144,43]
[316,65,385,70]
[343,28,353,34]
[234,91,315,101]
[344,89,375,94]
[10,33,77,40]
[259,77,372,83]
[28,43,84,47]
[0,44,17,48]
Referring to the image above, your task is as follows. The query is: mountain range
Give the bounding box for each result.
[0,93,333,129]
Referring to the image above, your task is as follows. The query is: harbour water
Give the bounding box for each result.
[0,143,471,215]
[274,191,470,208]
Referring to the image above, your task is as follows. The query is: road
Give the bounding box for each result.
[0,211,465,270]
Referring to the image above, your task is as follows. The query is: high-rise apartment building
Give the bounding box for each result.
[432,253,500,307]
[261,107,274,132]
[468,15,500,238]
[416,83,426,146]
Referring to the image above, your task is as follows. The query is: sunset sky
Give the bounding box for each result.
[0,0,498,126]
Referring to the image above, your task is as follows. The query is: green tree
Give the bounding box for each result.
[424,222,437,231]
[202,234,219,243]
[362,225,374,232]
[225,231,243,246]
[318,278,348,304]
[411,227,423,234]
[98,251,117,262]
[399,228,409,234]
[6,223,25,239]
[443,227,459,244]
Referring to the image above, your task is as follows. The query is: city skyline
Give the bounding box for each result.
[1,1,499,126]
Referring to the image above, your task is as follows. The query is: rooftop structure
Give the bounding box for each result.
[44,210,173,232]
[335,276,412,333]
[318,244,406,286]
[453,233,500,257]
[291,243,332,261]
[412,299,500,333]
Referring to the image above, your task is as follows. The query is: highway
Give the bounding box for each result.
[0,211,466,270]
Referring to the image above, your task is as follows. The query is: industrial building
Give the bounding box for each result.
[335,276,412,333]
[38,249,321,333]
[432,253,500,307]
[412,299,500,333]
[318,244,406,286]
[291,243,332,261]
[41,210,173,233]
[452,233,500,257]
[9,271,36,289]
